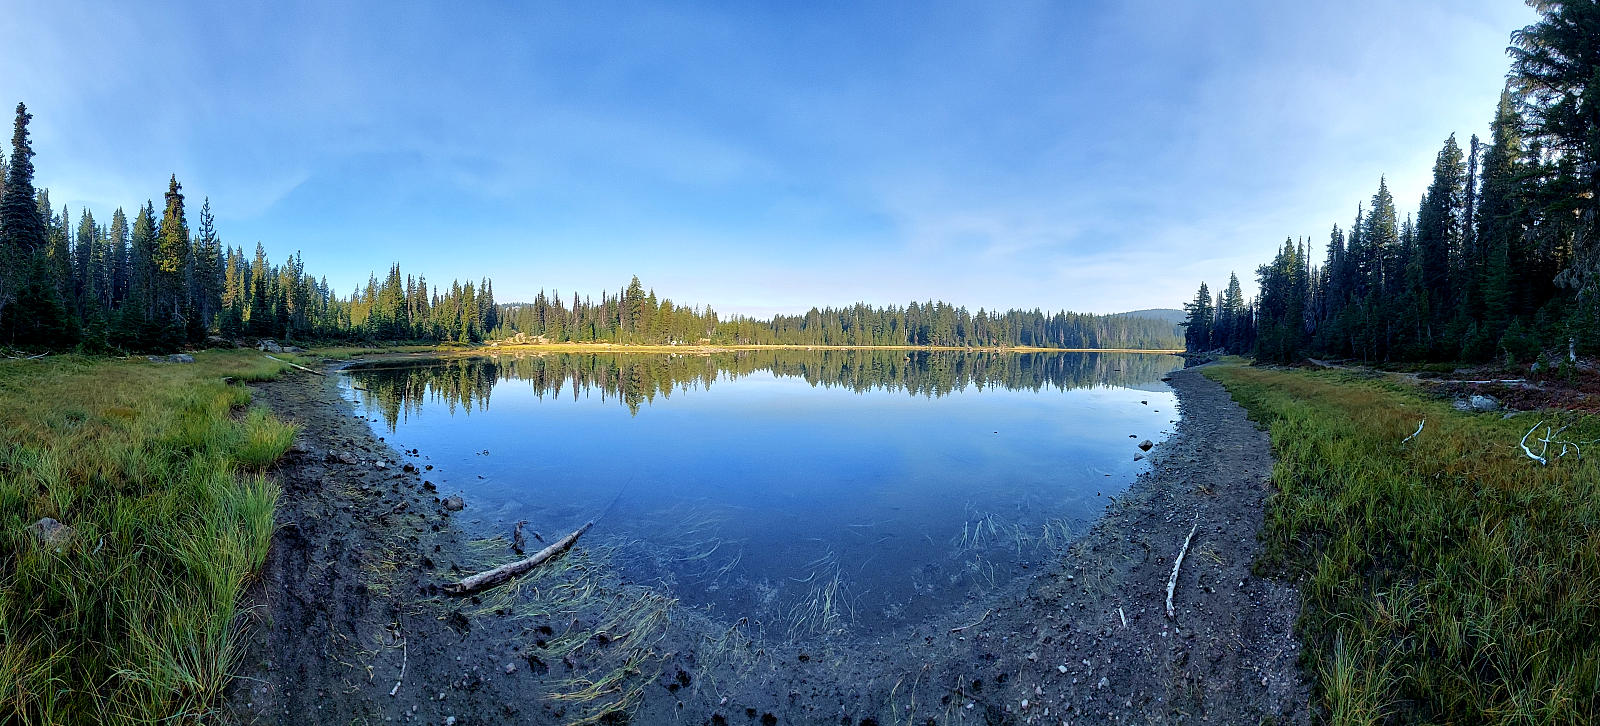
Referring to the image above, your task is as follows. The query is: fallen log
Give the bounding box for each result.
[443,521,592,595]
[264,354,326,377]
[1166,521,1198,619]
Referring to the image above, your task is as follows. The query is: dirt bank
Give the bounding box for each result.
[227,362,1305,725]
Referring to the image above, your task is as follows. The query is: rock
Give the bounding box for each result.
[257,339,284,353]
[442,495,465,511]
[146,354,194,364]
[503,662,517,674]
[283,345,306,353]
[1138,439,1154,451]
[30,517,72,546]
[1468,394,1500,412]
[1097,676,1109,689]
[203,335,237,349]
[374,460,388,470]
[337,452,359,465]
[1134,453,1145,461]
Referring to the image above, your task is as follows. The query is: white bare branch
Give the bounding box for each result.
[1521,421,1548,465]
[1401,419,1425,445]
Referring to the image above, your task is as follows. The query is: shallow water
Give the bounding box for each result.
[345,350,1180,635]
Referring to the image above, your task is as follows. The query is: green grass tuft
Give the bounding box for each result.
[0,350,293,723]
[1208,363,1600,724]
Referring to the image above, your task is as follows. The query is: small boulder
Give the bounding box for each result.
[1134,453,1145,461]
[1138,439,1154,451]
[1469,394,1500,412]
[258,339,284,353]
[374,460,388,470]
[29,517,72,546]
[442,495,465,511]
[146,354,195,364]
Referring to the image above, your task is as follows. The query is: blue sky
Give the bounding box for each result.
[1,1,1537,316]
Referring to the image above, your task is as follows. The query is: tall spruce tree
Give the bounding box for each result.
[1511,1,1600,299]
[1415,134,1466,328]
[153,175,189,331]
[1182,282,1213,351]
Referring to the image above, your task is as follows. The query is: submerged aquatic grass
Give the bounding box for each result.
[461,539,677,725]
[1208,363,1600,723]
[0,350,293,723]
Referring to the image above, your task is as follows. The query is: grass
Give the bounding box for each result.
[0,350,295,724]
[1206,363,1600,724]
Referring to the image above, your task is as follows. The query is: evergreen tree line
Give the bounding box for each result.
[498,276,1184,349]
[0,101,1183,353]
[0,102,501,351]
[1184,2,1600,364]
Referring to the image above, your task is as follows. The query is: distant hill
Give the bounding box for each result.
[1113,308,1187,325]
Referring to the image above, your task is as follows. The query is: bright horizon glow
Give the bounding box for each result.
[0,1,1539,317]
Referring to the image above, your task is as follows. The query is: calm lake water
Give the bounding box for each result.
[344,350,1181,636]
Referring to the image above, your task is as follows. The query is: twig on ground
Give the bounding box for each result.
[1166,520,1199,619]
[388,632,407,697]
[949,609,992,634]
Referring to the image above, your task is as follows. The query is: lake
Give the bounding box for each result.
[343,349,1181,636]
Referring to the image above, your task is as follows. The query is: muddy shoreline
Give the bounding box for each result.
[227,361,1306,725]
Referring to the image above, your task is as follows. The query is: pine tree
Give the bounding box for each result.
[190,198,223,332]
[1182,282,1213,351]
[0,104,74,346]
[153,175,189,331]
[1475,90,1531,355]
[246,242,273,337]
[0,104,44,259]
[1415,134,1466,326]
[1511,1,1600,297]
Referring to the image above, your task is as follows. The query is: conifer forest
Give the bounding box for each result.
[1183,3,1600,366]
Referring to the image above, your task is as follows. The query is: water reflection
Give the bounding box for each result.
[349,349,1179,427]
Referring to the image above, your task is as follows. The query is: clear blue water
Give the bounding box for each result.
[345,350,1180,635]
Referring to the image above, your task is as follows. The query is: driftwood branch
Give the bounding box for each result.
[443,521,592,595]
[264,354,326,376]
[388,633,407,697]
[1518,420,1579,465]
[1401,419,1425,445]
[1166,521,1199,619]
[948,608,992,634]
[1521,421,1547,465]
